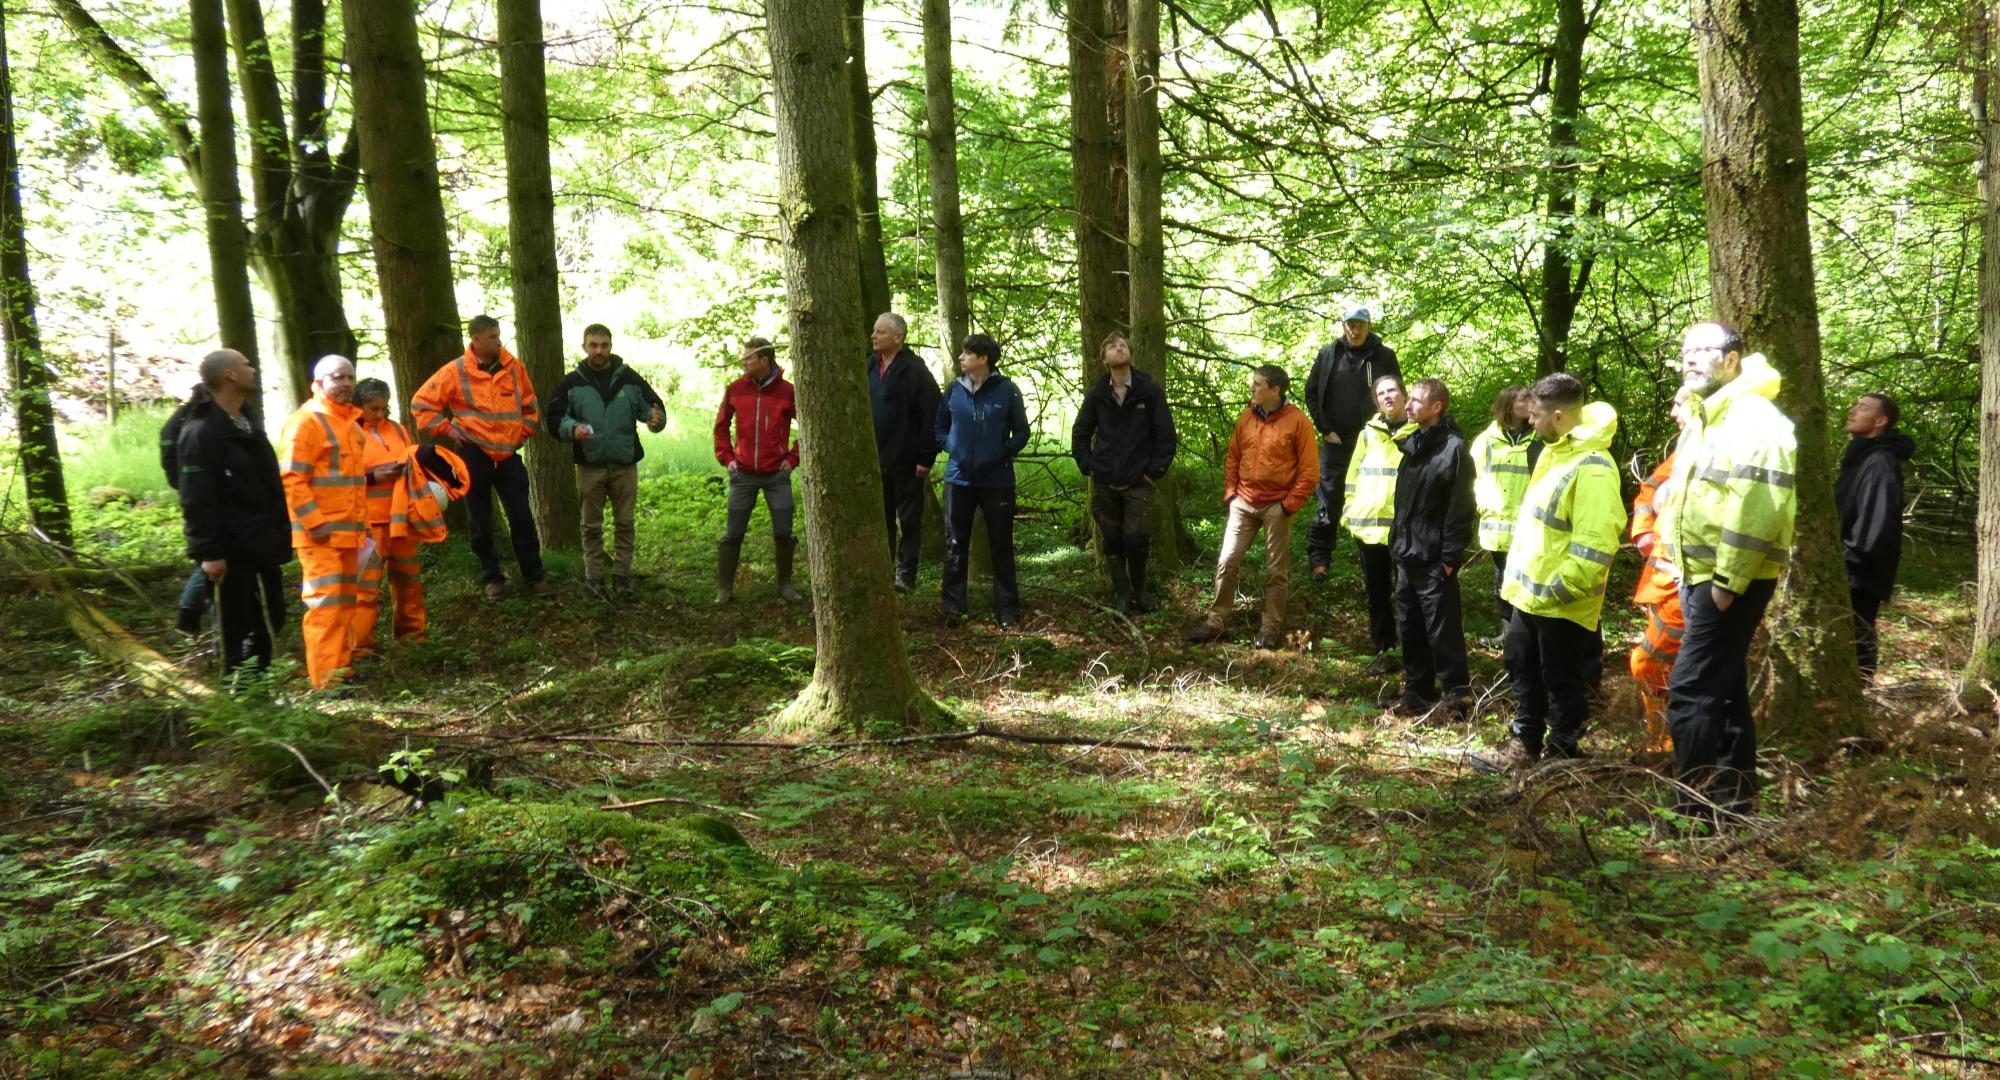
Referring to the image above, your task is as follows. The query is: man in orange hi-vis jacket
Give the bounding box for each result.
[411,315,554,599]
[282,356,369,689]
[351,378,424,655]
[1627,398,1692,752]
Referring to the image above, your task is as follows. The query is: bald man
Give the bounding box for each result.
[281,355,369,689]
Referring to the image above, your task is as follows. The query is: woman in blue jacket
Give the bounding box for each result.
[934,333,1031,627]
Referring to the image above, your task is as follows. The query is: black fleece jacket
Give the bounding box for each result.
[174,400,292,569]
[1071,368,1178,488]
[1303,334,1401,442]
[1389,412,1477,568]
[1835,430,1915,599]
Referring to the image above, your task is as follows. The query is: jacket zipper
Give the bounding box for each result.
[753,383,765,473]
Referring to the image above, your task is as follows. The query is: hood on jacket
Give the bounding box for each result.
[1706,352,1782,415]
[1841,429,1916,470]
[1550,400,1617,455]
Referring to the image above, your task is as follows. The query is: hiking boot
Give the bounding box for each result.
[1311,564,1328,584]
[1440,690,1476,719]
[716,539,742,604]
[1187,619,1226,645]
[997,612,1020,630]
[774,536,804,603]
[175,606,204,637]
[531,578,558,599]
[1365,652,1401,676]
[1253,632,1281,651]
[483,581,507,600]
[1108,558,1133,616]
[1128,554,1157,612]
[1387,692,1437,717]
[1466,738,1541,775]
[613,574,634,598]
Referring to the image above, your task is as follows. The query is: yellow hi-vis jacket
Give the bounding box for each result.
[1499,401,1627,630]
[1470,421,1536,552]
[1659,353,1797,591]
[1341,413,1417,545]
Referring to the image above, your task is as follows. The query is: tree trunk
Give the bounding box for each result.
[1692,0,1864,743]
[922,0,968,356]
[0,9,72,545]
[1123,0,1185,569]
[766,0,946,737]
[344,0,463,417]
[844,0,893,326]
[1069,0,1128,383]
[1535,0,1594,378]
[189,0,257,362]
[497,0,579,551]
[1964,1,2000,706]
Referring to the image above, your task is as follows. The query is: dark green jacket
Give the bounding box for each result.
[547,357,666,466]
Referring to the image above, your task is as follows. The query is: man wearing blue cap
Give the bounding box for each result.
[1303,306,1401,583]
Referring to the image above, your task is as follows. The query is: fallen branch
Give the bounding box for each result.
[57,591,212,703]
[30,934,173,996]
[601,795,762,820]
[0,562,183,597]
[534,722,1199,754]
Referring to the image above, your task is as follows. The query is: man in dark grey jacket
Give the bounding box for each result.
[1302,306,1401,581]
[866,313,943,593]
[1835,392,1914,680]
[1072,332,1178,614]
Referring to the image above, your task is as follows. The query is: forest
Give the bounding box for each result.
[2,0,2000,1072]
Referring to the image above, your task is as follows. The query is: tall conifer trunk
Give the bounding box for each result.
[922,0,967,355]
[1536,0,1597,377]
[190,0,257,361]
[1123,0,1184,568]
[1963,1,2000,704]
[844,0,892,326]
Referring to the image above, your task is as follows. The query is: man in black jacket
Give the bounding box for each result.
[1387,378,1476,715]
[867,312,943,592]
[1302,306,1401,581]
[1835,392,1914,680]
[175,349,292,676]
[1072,332,1178,615]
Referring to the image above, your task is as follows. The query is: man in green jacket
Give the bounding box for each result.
[1486,373,1625,769]
[1659,321,1798,828]
[547,324,667,596]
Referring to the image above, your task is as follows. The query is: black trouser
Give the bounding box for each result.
[1491,549,1515,627]
[941,484,1019,619]
[1668,578,1778,819]
[1358,541,1398,653]
[1851,586,1883,680]
[210,563,286,674]
[880,467,925,584]
[1394,558,1469,701]
[1505,609,1599,756]
[1307,440,1356,567]
[463,450,544,585]
[1090,480,1154,559]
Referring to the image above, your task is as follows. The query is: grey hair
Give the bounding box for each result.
[199,349,247,390]
[352,378,392,407]
[876,312,907,337]
[313,354,353,379]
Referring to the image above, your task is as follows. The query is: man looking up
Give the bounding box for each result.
[549,323,667,597]
[1387,378,1477,716]
[866,312,943,593]
[1071,332,1178,615]
[412,315,553,599]
[1659,321,1797,827]
[281,355,368,689]
[1303,306,1400,583]
[1835,392,1913,681]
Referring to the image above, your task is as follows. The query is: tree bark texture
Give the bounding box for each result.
[922,0,968,356]
[497,0,580,551]
[190,0,257,361]
[0,9,72,545]
[345,0,463,417]
[844,0,893,328]
[1069,0,1128,385]
[766,0,946,737]
[1535,0,1598,378]
[1692,0,1864,742]
[1123,0,1184,568]
[1964,2,2000,704]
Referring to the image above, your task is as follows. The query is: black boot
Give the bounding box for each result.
[716,539,742,604]
[774,536,803,603]
[1128,553,1157,613]
[1108,557,1133,616]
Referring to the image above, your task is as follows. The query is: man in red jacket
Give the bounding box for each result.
[713,337,801,603]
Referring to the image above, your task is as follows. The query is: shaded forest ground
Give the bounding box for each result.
[3,423,1999,1078]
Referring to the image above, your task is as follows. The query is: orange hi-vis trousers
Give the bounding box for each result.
[352,523,426,655]
[1629,592,1685,752]
[297,545,360,689]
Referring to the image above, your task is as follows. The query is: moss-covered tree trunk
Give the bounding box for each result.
[767,0,947,737]
[345,0,463,417]
[1536,0,1599,378]
[923,0,967,356]
[190,0,257,364]
[497,0,580,551]
[1123,0,1185,569]
[1693,0,1865,744]
[843,0,892,327]
[0,8,70,545]
[1069,0,1131,564]
[1964,2,2000,706]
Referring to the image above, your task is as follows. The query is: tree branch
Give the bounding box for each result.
[49,0,199,183]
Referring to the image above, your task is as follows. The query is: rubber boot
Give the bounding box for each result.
[716,539,742,604]
[1128,552,1157,613]
[1108,557,1133,616]
[774,536,804,603]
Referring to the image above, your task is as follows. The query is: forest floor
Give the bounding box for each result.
[3,464,1998,1079]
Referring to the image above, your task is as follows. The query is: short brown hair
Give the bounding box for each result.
[1410,377,1450,410]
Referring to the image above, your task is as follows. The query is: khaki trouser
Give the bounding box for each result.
[1205,498,1293,637]
[578,464,639,579]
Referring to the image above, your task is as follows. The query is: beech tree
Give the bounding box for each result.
[1692,0,1865,741]
[189,0,256,360]
[766,0,946,736]
[1965,0,2000,703]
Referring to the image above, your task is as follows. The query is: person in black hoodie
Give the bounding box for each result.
[161,385,225,635]
[1835,392,1914,680]
[1302,306,1401,581]
[1387,378,1477,715]
[867,312,944,593]
[1071,332,1178,615]
[174,350,292,676]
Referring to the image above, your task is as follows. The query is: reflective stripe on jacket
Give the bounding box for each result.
[1224,401,1319,514]
[1499,401,1626,630]
[281,391,368,549]
[410,348,541,462]
[389,445,471,543]
[1631,452,1680,606]
[1341,413,1416,545]
[1470,421,1535,552]
[359,416,413,526]
[1659,353,1797,590]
